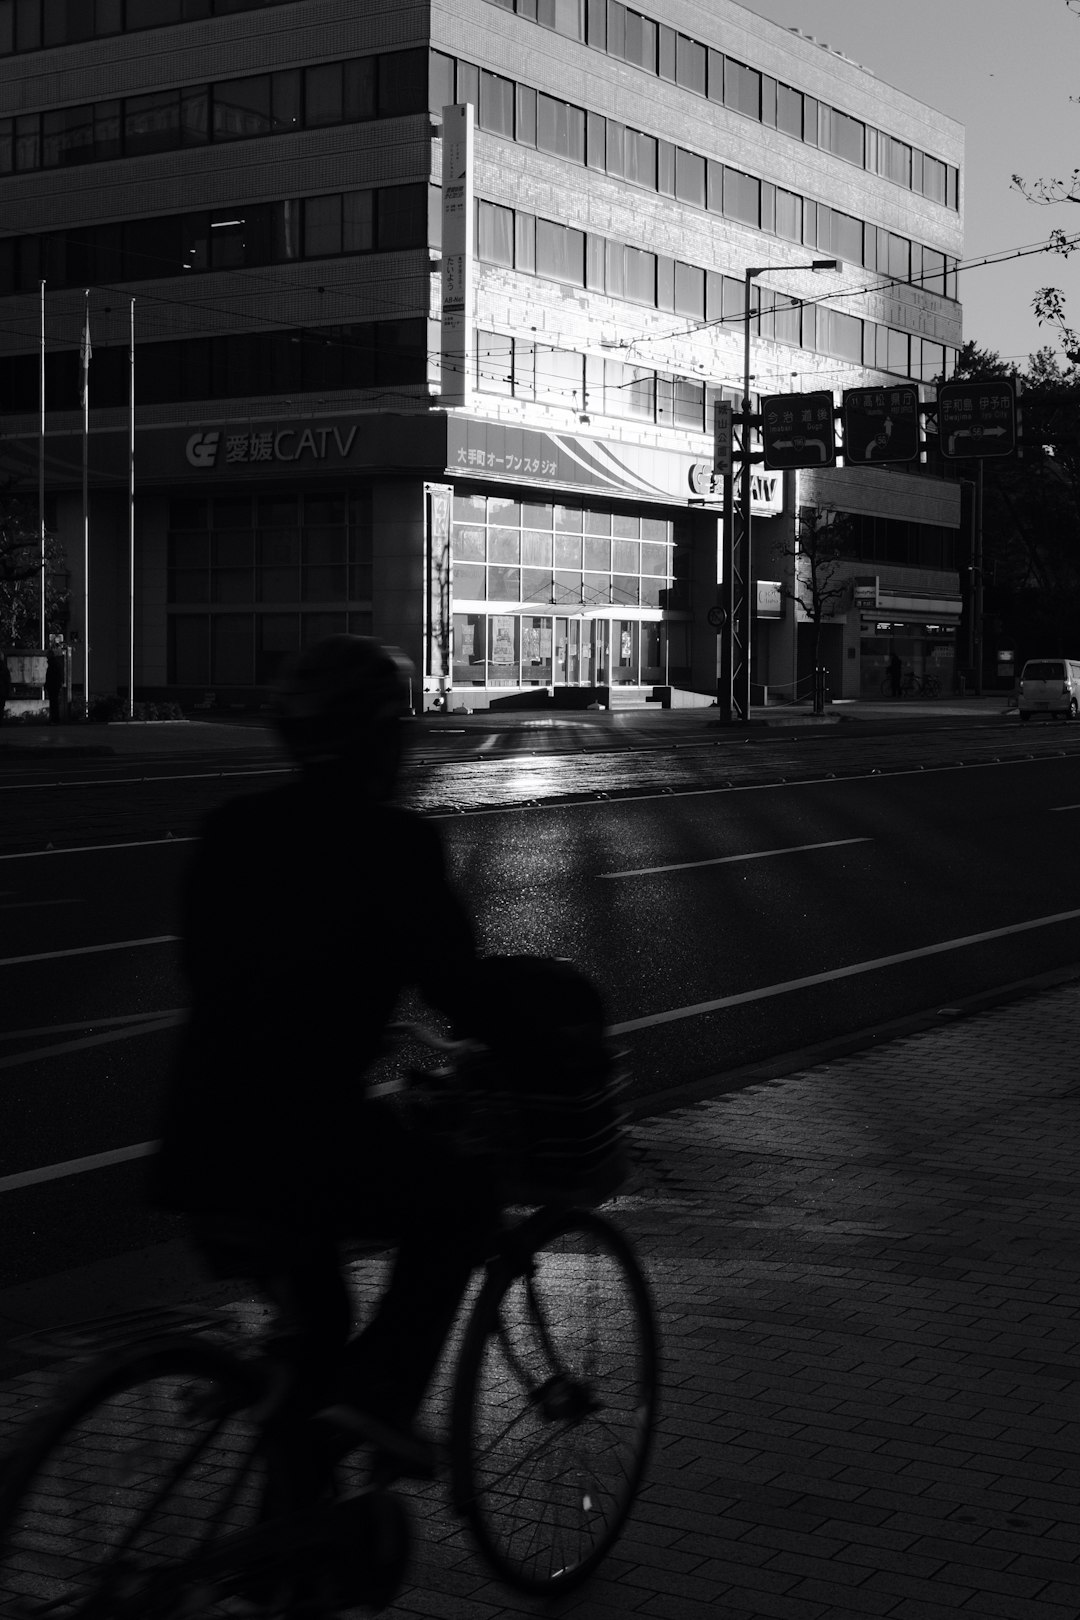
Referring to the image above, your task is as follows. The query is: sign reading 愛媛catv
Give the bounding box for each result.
[761,392,836,470]
[936,379,1016,460]
[842,385,920,464]
[440,103,474,409]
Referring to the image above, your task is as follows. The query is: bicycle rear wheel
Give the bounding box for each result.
[449,1207,658,1596]
[0,1335,279,1619]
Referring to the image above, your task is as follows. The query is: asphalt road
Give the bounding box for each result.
[3,710,1080,1290]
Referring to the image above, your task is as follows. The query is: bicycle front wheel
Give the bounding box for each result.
[449,1207,658,1596]
[0,1336,276,1619]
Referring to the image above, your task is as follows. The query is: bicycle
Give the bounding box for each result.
[880,670,921,698]
[0,1025,658,1617]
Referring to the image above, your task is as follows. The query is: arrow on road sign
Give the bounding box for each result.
[771,437,830,461]
[946,426,1009,456]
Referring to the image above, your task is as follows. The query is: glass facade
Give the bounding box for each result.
[167,490,373,687]
[450,493,689,688]
[0,49,428,174]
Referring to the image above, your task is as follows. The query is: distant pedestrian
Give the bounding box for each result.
[889,653,902,698]
[0,651,10,725]
[45,650,64,725]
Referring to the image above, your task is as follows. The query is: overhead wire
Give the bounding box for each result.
[0,217,1075,419]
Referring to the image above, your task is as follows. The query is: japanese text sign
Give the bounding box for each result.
[761,391,836,469]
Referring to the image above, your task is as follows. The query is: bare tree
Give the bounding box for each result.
[1012,2,1080,359]
[774,506,855,713]
[0,485,69,649]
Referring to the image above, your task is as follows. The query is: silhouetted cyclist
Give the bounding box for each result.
[150,635,494,1476]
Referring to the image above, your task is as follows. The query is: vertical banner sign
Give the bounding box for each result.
[712,400,733,477]
[441,103,474,409]
[425,482,452,681]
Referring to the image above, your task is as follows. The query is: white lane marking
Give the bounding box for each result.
[0,898,83,908]
[0,1141,157,1195]
[1050,804,1080,812]
[0,767,287,792]
[610,907,1080,1034]
[0,936,178,968]
[0,837,197,862]
[0,1016,182,1072]
[0,1009,184,1043]
[601,836,872,879]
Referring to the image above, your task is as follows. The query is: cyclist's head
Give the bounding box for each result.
[273,635,413,793]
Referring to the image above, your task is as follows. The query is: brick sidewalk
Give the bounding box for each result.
[2,983,1079,1617]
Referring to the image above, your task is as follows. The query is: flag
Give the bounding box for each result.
[80,312,91,409]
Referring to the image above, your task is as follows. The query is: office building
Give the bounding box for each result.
[0,0,964,708]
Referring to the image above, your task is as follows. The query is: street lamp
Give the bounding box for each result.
[722,258,841,723]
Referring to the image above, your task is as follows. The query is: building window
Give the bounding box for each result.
[675,32,706,94]
[479,68,515,135]
[724,167,760,228]
[776,83,803,139]
[724,59,761,120]
[477,200,515,266]
[536,93,585,162]
[535,218,585,284]
[674,148,705,207]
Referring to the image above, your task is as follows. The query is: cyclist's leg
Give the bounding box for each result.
[330,1103,498,1430]
[188,1213,351,1507]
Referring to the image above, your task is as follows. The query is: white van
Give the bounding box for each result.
[1017,658,1080,722]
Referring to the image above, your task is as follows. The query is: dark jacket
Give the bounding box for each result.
[150,778,476,1216]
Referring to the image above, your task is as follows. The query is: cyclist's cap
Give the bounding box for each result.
[273,635,413,765]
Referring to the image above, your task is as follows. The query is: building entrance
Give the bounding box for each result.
[555,617,599,685]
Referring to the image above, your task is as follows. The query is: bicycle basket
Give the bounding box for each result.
[455,956,630,1205]
[458,1041,629,1206]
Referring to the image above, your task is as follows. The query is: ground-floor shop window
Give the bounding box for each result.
[169,609,371,686]
[489,614,519,683]
[860,623,956,697]
[166,487,373,686]
[449,610,673,687]
[452,613,486,684]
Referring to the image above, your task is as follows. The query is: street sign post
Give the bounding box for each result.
[936,380,1016,460]
[712,400,733,477]
[842,385,920,464]
[761,391,836,469]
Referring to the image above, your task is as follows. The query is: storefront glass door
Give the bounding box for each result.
[555,617,601,685]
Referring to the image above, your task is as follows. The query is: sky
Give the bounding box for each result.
[735,0,1080,373]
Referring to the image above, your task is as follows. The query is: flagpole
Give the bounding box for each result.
[82,289,90,706]
[128,297,135,716]
[38,280,45,653]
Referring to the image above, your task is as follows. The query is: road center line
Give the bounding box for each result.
[601,836,872,879]
[0,1017,183,1071]
[0,1009,185,1043]
[609,907,1080,1034]
[0,935,179,969]
[0,838,197,862]
[0,1141,157,1195]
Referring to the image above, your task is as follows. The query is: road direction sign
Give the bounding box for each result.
[842,385,920,464]
[761,391,836,469]
[936,380,1016,460]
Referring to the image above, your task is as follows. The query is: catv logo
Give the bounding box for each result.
[186,431,221,468]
